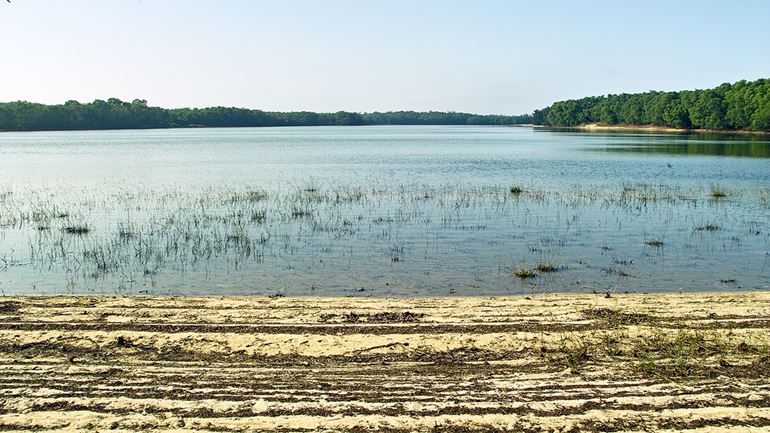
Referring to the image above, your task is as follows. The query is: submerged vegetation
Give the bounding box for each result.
[535,78,770,132]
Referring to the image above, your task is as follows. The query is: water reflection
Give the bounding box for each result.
[550,129,770,158]
[600,140,770,158]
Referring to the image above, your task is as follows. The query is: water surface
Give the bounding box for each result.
[0,126,768,295]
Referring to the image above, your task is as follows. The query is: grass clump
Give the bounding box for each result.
[250,210,267,224]
[322,311,426,323]
[0,301,22,314]
[514,268,537,279]
[695,222,720,231]
[290,207,312,218]
[536,261,559,273]
[117,225,136,240]
[226,189,268,204]
[564,342,592,373]
[549,327,769,379]
[243,189,268,202]
[63,224,91,235]
[710,185,728,198]
[631,330,737,379]
[645,237,664,247]
[509,185,523,195]
[582,308,655,327]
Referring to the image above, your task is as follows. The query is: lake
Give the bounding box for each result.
[0,125,768,295]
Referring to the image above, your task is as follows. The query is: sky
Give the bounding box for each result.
[1,0,769,114]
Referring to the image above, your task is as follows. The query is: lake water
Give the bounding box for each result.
[0,125,768,295]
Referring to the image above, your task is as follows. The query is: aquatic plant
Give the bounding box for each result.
[250,210,267,224]
[536,261,559,273]
[710,185,728,198]
[695,222,720,231]
[645,238,664,247]
[63,224,91,235]
[514,268,537,279]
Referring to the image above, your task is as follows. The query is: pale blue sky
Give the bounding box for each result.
[2,0,769,114]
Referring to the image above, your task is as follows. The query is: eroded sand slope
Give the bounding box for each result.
[0,292,769,432]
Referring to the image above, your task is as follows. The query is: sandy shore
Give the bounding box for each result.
[577,123,770,135]
[1,292,769,432]
[513,123,770,135]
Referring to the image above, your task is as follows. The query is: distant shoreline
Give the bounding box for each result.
[511,123,770,136]
[0,123,529,134]
[1,123,768,135]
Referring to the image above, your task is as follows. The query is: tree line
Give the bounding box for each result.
[534,78,770,131]
[2,78,767,132]
[0,99,532,131]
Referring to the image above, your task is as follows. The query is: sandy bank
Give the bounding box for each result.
[1,292,769,432]
[513,123,770,135]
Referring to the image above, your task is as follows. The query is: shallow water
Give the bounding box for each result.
[0,125,768,295]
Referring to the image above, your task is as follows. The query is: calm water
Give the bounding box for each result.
[0,125,768,295]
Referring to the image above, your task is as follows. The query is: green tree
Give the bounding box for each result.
[663,100,691,129]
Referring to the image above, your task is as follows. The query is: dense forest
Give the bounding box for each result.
[0,99,531,131]
[535,78,770,131]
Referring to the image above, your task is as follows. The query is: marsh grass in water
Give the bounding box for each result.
[695,222,720,232]
[63,223,91,235]
[536,261,560,273]
[0,180,768,295]
[515,268,537,279]
[710,185,728,198]
[645,238,664,247]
